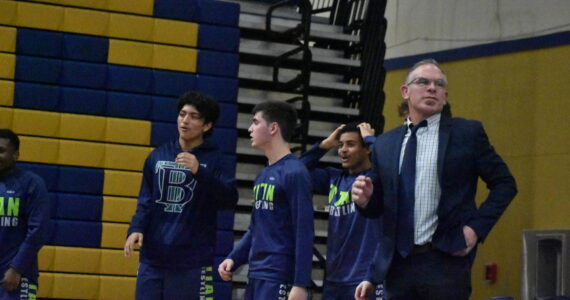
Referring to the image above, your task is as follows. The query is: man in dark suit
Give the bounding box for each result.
[352,59,517,300]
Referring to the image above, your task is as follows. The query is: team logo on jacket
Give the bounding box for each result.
[0,195,20,227]
[155,161,197,213]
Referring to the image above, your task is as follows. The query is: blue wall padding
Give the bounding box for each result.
[15,56,62,84]
[152,70,197,97]
[198,24,240,52]
[13,82,61,111]
[209,128,237,154]
[150,96,177,122]
[18,163,59,192]
[60,87,107,115]
[62,34,109,63]
[196,75,238,103]
[54,193,103,221]
[16,28,63,58]
[107,65,153,93]
[57,166,104,195]
[150,121,178,146]
[217,103,238,128]
[106,91,152,119]
[49,220,101,247]
[196,1,240,27]
[60,61,108,89]
[216,209,234,231]
[213,282,233,299]
[197,50,239,77]
[215,230,234,256]
[153,0,198,22]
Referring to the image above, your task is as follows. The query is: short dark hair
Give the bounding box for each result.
[252,101,298,142]
[0,129,20,151]
[338,122,366,146]
[177,91,220,137]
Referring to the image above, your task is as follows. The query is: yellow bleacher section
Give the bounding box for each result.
[0,53,15,79]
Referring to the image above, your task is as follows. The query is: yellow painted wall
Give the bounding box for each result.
[382,44,570,299]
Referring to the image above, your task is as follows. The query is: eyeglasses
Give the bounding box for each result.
[407,77,447,88]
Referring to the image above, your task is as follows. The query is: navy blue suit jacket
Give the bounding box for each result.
[362,116,517,282]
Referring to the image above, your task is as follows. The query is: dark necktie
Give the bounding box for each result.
[396,120,427,257]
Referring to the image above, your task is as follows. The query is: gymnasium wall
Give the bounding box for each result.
[0,0,240,299]
[382,32,570,299]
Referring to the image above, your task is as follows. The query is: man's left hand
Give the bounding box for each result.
[176,152,199,174]
[453,225,478,256]
[288,286,309,300]
[2,268,21,292]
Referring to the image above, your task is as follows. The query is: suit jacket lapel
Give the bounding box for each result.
[390,125,408,182]
[438,117,452,183]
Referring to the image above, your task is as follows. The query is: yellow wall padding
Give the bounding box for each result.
[101,222,129,249]
[0,80,14,106]
[53,246,101,273]
[0,53,15,80]
[108,13,154,42]
[0,0,17,26]
[103,170,142,197]
[2,1,198,48]
[59,113,107,141]
[102,196,137,223]
[37,272,54,298]
[0,107,12,128]
[100,249,138,276]
[39,273,100,299]
[19,136,59,164]
[61,6,110,36]
[0,26,16,52]
[153,18,198,47]
[12,109,61,138]
[99,276,136,300]
[4,108,151,146]
[108,39,197,72]
[153,44,197,73]
[107,0,153,16]
[105,118,151,145]
[38,245,56,271]
[16,1,64,31]
[108,39,154,68]
[26,0,106,10]
[58,139,106,168]
[27,0,152,16]
[104,144,151,171]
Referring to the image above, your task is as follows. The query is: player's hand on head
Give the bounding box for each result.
[288,286,309,300]
[354,281,374,300]
[217,259,234,281]
[357,123,375,139]
[2,268,21,292]
[124,232,143,257]
[175,152,199,174]
[320,124,345,150]
[351,176,373,206]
